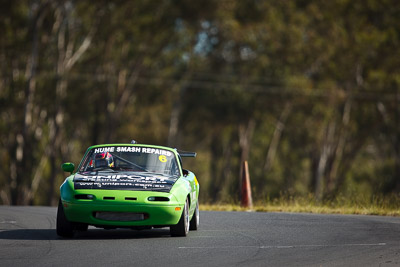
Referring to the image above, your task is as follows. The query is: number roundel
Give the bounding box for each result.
[159,155,167,162]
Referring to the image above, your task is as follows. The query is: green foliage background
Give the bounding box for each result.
[1,0,399,206]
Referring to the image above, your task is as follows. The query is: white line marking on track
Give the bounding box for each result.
[190,238,217,240]
[0,221,17,224]
[179,243,387,249]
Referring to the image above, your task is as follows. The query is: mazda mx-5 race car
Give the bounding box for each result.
[57,142,199,237]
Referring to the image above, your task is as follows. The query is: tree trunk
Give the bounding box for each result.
[326,98,352,194]
[12,1,48,205]
[315,121,336,201]
[104,66,140,142]
[47,2,94,205]
[264,103,292,172]
[208,133,222,202]
[238,119,256,190]
[168,73,191,147]
[395,86,400,192]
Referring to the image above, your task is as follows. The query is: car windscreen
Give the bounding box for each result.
[78,146,180,177]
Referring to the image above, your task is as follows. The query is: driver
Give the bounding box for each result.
[94,152,114,168]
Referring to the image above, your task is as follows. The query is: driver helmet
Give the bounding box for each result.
[94,152,114,168]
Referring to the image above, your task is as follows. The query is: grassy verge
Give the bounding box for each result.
[200,195,400,216]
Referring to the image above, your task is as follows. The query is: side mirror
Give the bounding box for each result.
[62,162,75,174]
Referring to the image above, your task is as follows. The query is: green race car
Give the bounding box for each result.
[56,142,199,237]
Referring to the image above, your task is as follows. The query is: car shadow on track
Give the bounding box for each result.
[0,228,172,240]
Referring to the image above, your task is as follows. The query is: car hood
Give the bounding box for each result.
[73,171,178,193]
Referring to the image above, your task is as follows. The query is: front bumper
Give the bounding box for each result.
[61,189,184,227]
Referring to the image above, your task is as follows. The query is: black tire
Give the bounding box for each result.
[170,198,190,237]
[75,223,88,232]
[56,199,75,238]
[189,201,199,231]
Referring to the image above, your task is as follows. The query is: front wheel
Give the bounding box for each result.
[56,199,75,238]
[189,201,199,230]
[170,198,190,237]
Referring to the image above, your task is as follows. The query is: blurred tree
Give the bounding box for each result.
[0,0,399,205]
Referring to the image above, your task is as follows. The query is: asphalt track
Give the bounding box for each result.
[0,206,400,266]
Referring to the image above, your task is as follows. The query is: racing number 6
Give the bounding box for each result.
[159,155,167,162]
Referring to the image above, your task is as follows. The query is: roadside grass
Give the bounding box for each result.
[200,194,400,216]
